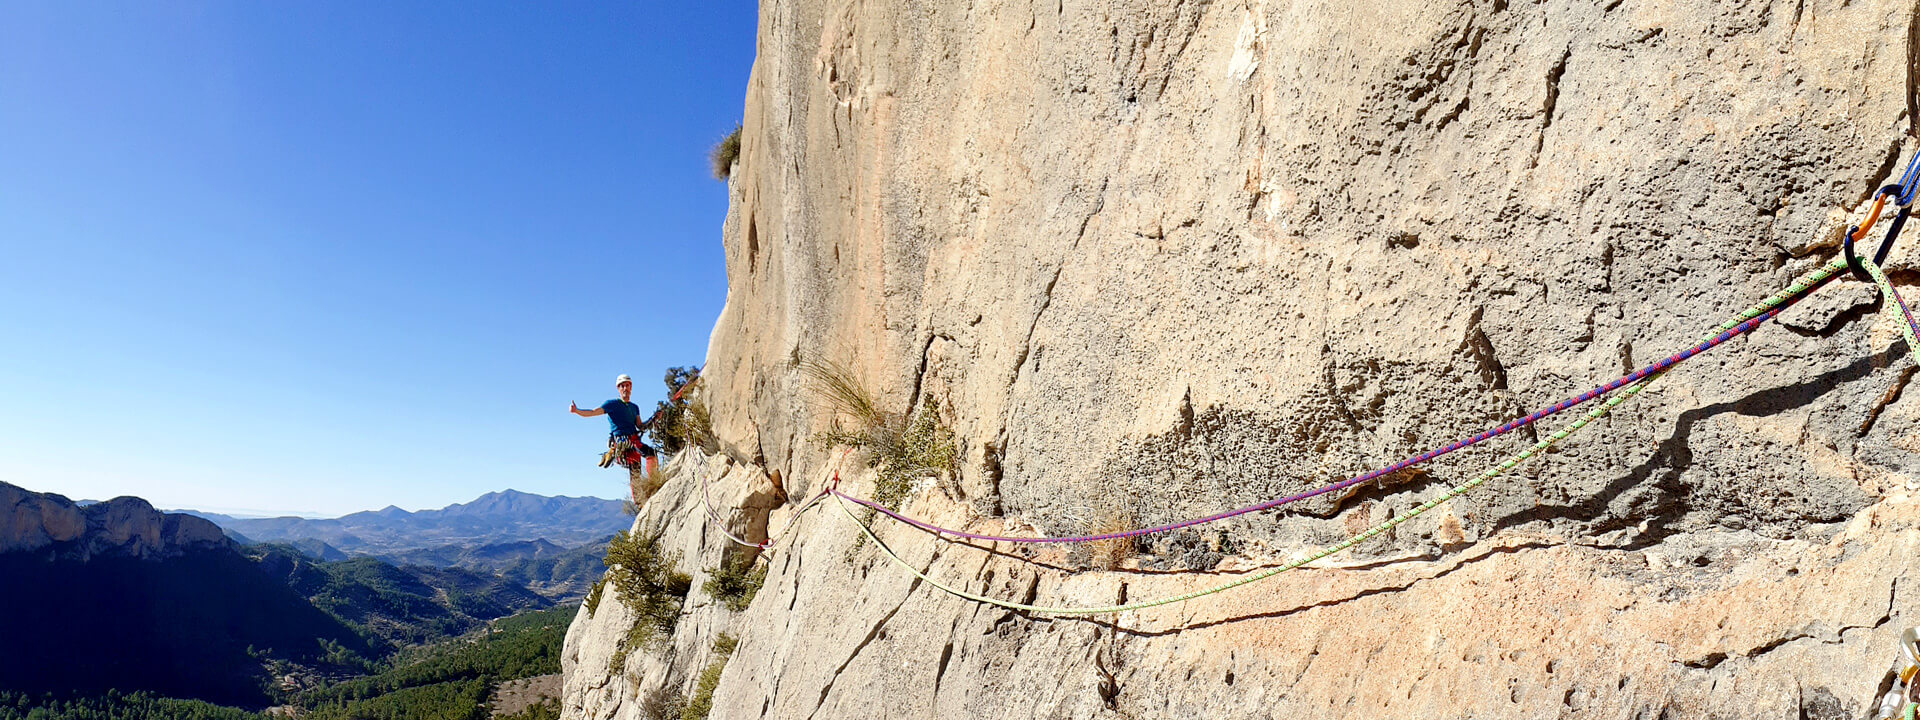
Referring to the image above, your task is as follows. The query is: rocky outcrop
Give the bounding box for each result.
[0,481,227,559]
[565,0,1920,717]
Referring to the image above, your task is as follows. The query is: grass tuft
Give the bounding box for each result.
[630,465,669,507]
[802,359,958,510]
[710,124,743,180]
[1086,499,1138,571]
[682,397,717,452]
[801,359,887,431]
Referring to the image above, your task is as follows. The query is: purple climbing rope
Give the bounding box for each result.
[836,269,1840,544]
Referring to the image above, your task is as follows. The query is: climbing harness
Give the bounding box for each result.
[695,158,1920,616]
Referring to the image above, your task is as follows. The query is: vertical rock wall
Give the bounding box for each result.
[564,1,1920,717]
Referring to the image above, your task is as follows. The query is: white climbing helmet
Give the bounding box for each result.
[615,374,633,386]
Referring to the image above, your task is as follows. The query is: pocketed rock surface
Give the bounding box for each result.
[564,0,1920,717]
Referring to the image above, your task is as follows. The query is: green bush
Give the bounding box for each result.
[648,367,700,455]
[640,687,686,720]
[583,577,608,617]
[701,556,766,612]
[680,635,737,720]
[602,530,691,649]
[709,124,742,180]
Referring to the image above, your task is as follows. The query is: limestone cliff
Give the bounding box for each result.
[563,1,1920,717]
[0,481,227,559]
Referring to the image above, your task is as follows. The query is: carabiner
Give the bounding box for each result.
[1848,184,1905,282]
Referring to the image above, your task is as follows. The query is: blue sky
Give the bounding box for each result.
[0,3,752,516]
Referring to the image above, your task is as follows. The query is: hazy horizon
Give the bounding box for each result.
[26,482,626,520]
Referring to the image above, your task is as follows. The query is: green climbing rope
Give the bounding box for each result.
[1860,255,1920,367]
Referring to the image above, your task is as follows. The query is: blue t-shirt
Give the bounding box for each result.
[600,399,646,438]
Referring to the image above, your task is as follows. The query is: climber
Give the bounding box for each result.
[570,374,659,482]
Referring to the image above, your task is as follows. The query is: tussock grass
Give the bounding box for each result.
[802,359,958,509]
[710,124,743,180]
[630,465,669,507]
[682,397,717,451]
[802,359,887,432]
[1086,500,1138,571]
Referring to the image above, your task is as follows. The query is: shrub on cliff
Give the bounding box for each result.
[601,529,691,645]
[701,554,766,612]
[648,366,700,456]
[709,124,742,180]
[640,686,687,720]
[802,359,958,509]
[681,634,736,720]
[583,576,608,616]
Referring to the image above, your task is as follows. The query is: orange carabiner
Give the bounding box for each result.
[1852,192,1891,243]
[1849,185,1910,282]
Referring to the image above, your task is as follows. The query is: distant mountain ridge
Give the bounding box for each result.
[0,482,568,706]
[376,536,611,600]
[191,489,629,554]
[0,481,374,705]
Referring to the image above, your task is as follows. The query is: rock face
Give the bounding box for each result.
[564,0,1920,717]
[0,481,227,559]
